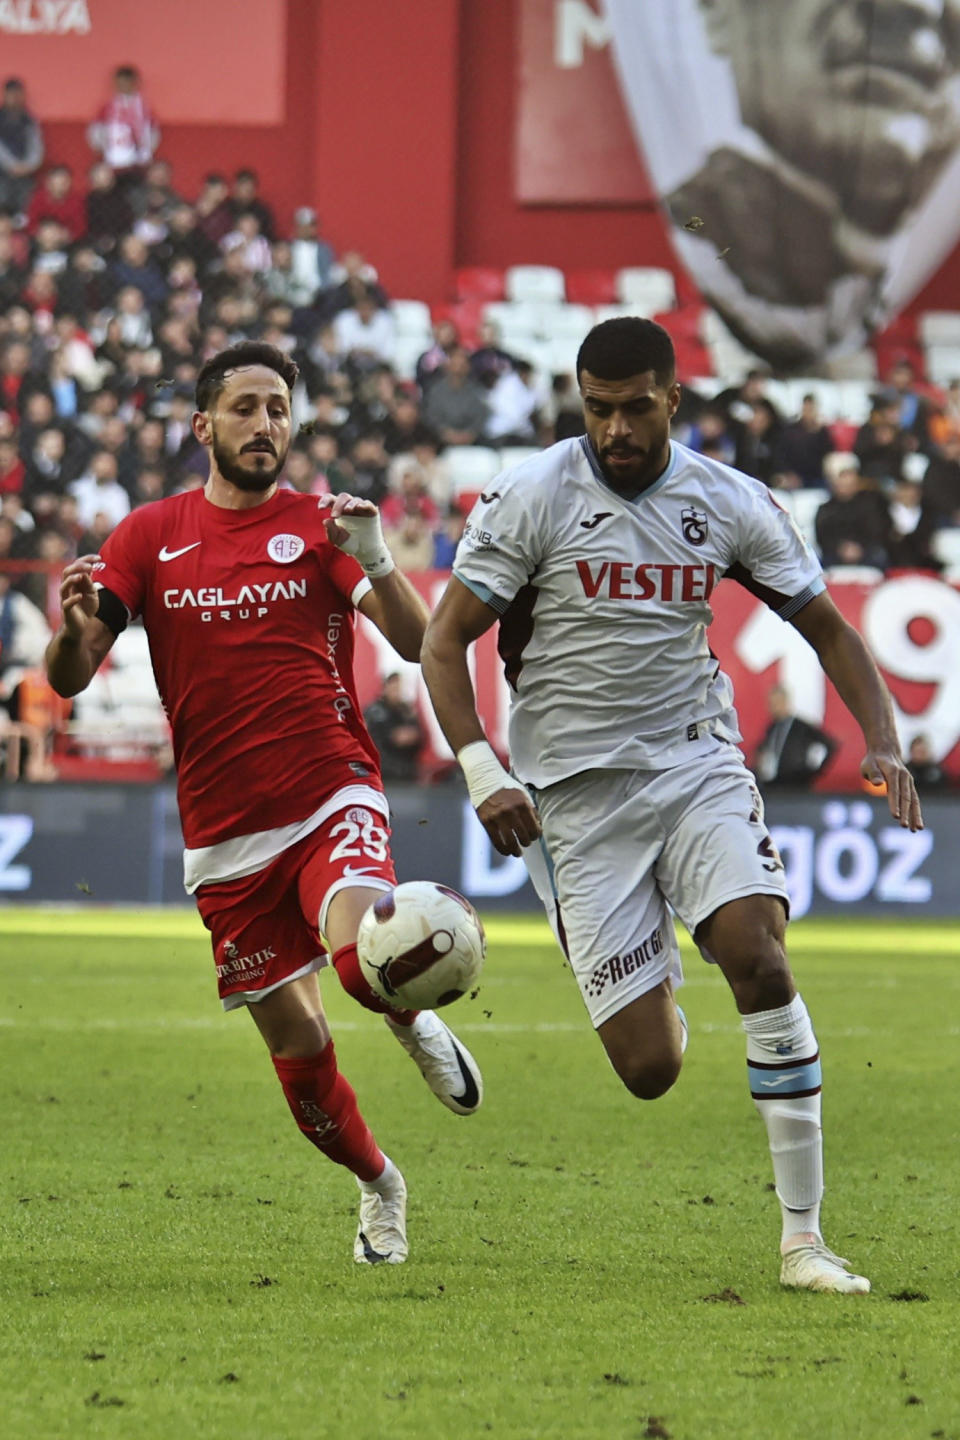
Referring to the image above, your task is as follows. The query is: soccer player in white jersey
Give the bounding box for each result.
[422,317,923,1294]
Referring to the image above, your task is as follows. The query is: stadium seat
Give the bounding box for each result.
[931,527,960,572]
[778,487,829,549]
[391,299,432,338]
[924,345,960,386]
[593,303,641,326]
[455,266,506,302]
[444,446,503,500]
[564,269,617,306]
[498,446,542,470]
[615,267,677,315]
[918,311,960,347]
[505,265,566,304]
[544,334,580,379]
[391,334,425,381]
[544,303,595,339]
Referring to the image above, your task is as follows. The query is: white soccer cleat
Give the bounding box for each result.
[384,1010,483,1115]
[780,1240,871,1295]
[354,1166,408,1265]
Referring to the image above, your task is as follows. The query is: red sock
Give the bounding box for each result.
[272,1041,384,1182]
[332,943,418,1026]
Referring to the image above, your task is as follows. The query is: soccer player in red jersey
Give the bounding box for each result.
[45,341,482,1265]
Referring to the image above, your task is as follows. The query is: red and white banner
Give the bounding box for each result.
[0,0,286,124]
[354,572,960,790]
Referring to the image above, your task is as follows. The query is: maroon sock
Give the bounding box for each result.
[272,1041,384,1182]
[332,942,418,1026]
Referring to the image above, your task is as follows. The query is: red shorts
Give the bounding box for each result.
[195,802,397,1009]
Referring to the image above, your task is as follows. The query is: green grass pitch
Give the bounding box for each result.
[2,908,959,1440]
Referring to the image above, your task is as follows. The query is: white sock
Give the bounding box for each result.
[360,1154,400,1194]
[742,994,823,1247]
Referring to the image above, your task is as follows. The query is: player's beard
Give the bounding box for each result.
[211,429,287,491]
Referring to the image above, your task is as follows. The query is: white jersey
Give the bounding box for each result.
[453,436,824,788]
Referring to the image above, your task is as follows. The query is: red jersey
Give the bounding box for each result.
[95,488,383,850]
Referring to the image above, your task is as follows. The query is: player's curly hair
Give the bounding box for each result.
[195,342,299,412]
[576,317,675,387]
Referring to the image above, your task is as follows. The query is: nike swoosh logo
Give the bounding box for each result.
[759,1071,804,1088]
[480,492,501,503]
[357,1229,393,1264]
[158,542,201,562]
[342,864,382,878]
[449,1040,480,1111]
[580,512,614,530]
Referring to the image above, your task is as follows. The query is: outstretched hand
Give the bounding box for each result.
[861,749,923,831]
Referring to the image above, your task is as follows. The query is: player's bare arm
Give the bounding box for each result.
[790,590,922,831]
[319,492,428,661]
[422,576,541,858]
[45,554,117,697]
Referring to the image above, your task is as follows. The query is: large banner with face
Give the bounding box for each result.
[519,0,960,372]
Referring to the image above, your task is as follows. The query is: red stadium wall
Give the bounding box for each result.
[25,0,960,308]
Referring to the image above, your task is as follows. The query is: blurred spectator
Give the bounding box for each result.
[854,398,910,483]
[84,162,134,254]
[483,359,540,446]
[221,210,272,276]
[382,391,435,455]
[906,734,950,793]
[888,477,940,570]
[929,378,960,448]
[330,433,389,506]
[0,78,44,220]
[109,234,167,310]
[70,450,130,530]
[289,207,335,303]
[687,406,735,465]
[431,506,466,569]
[815,453,891,571]
[381,512,435,573]
[362,672,425,782]
[922,433,960,528]
[423,346,488,446]
[885,360,931,446]
[322,250,387,319]
[772,393,833,489]
[58,243,110,317]
[333,287,395,370]
[26,165,85,241]
[417,318,459,390]
[470,319,515,385]
[0,434,24,493]
[87,65,160,181]
[714,368,783,434]
[734,404,778,486]
[228,168,274,241]
[381,459,440,530]
[0,568,51,692]
[195,173,233,246]
[754,685,837,789]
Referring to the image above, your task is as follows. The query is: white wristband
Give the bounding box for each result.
[457,739,522,809]
[334,511,396,579]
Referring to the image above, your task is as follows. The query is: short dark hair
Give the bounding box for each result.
[576,317,675,386]
[115,65,138,81]
[195,342,298,412]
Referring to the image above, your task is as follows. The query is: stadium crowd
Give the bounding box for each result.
[3,70,960,780]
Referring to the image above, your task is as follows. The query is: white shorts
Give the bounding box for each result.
[523,741,789,1028]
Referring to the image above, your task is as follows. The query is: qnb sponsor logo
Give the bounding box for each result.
[576,560,716,602]
[585,926,664,1000]
[216,944,276,981]
[163,578,307,622]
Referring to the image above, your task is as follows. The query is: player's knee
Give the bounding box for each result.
[730,947,793,1012]
[616,1052,682,1101]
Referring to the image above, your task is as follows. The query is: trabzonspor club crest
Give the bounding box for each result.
[680,506,708,547]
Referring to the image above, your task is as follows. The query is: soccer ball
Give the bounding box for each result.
[357,881,486,1010]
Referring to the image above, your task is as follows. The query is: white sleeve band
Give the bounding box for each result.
[457,739,524,809]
